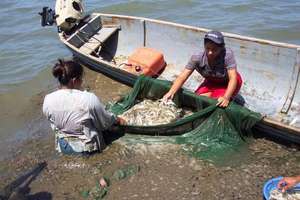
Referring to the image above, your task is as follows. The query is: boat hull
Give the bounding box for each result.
[70,46,137,86]
[59,13,300,144]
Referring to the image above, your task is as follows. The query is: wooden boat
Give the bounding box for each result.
[40,6,300,144]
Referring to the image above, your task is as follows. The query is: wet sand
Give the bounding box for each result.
[1,68,300,200]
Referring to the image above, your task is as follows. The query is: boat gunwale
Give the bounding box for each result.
[97,13,300,50]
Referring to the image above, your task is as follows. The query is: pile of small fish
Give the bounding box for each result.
[269,189,300,200]
[119,99,192,126]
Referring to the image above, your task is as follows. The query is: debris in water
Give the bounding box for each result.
[99,177,108,188]
[112,165,140,180]
[110,55,128,66]
[80,190,90,199]
[63,162,87,169]
[88,183,108,200]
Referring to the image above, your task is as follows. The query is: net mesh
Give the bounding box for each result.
[109,75,262,159]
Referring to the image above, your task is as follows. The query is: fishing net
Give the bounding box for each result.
[109,75,262,159]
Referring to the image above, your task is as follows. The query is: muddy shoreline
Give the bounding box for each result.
[1,68,300,200]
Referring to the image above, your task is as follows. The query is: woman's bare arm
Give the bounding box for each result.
[163,68,193,100]
[216,68,237,107]
[224,68,237,100]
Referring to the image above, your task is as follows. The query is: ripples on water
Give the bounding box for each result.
[0,1,62,87]
[1,0,300,89]
[0,0,299,153]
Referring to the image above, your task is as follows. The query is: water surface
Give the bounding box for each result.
[0,0,299,156]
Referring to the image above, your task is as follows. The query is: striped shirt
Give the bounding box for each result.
[185,48,237,83]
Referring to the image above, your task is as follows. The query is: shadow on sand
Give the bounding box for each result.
[0,162,52,200]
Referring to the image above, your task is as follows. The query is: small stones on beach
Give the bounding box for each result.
[2,119,300,200]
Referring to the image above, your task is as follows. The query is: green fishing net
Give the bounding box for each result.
[109,75,262,159]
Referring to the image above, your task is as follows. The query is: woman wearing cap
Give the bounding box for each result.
[163,30,242,107]
[43,59,125,155]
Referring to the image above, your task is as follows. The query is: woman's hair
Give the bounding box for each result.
[52,59,83,85]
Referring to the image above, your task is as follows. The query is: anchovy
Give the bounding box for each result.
[269,189,300,200]
[120,99,193,126]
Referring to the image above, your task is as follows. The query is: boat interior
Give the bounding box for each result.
[62,13,300,132]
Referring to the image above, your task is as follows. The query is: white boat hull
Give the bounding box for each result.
[58,13,300,142]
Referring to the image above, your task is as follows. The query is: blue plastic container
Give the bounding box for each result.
[263,176,300,199]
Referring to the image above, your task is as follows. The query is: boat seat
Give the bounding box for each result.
[78,26,120,55]
[66,14,102,48]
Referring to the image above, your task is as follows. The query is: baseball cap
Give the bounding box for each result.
[204,30,224,44]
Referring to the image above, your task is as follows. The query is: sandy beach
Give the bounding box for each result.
[1,68,300,200]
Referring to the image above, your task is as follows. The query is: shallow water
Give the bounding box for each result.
[1,1,300,159]
[0,71,300,199]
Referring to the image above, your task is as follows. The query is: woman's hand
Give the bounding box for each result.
[216,96,230,107]
[277,176,300,192]
[162,68,193,102]
[116,116,126,125]
[162,91,174,102]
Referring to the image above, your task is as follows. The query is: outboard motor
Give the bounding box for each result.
[39,7,56,27]
[55,0,84,32]
[39,0,84,32]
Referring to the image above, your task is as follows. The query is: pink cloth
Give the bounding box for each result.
[195,72,243,99]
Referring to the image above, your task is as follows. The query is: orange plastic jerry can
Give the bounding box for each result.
[127,47,167,77]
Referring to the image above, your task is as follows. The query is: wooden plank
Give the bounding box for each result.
[66,14,102,48]
[79,27,119,55]
[262,117,300,135]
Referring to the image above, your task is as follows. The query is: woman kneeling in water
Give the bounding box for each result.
[163,30,242,107]
[43,59,125,155]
